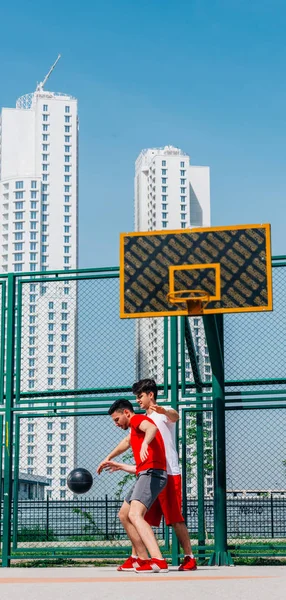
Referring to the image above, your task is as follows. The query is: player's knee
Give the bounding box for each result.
[118,506,129,524]
[128,509,141,524]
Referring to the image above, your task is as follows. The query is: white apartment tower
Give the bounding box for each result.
[134,146,213,496]
[0,61,78,499]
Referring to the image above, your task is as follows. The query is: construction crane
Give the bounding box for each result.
[36,54,61,92]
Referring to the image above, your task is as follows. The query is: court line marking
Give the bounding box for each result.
[0,575,278,584]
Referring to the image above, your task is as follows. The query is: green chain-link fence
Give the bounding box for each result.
[0,258,286,565]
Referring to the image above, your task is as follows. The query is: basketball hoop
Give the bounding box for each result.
[167,289,211,315]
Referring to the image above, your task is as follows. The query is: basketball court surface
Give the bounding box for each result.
[0,565,285,600]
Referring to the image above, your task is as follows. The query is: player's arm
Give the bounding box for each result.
[97,434,131,474]
[101,460,136,474]
[150,404,179,423]
[138,420,158,462]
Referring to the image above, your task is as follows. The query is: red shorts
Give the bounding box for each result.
[144,474,184,527]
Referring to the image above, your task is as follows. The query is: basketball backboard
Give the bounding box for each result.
[120,224,272,318]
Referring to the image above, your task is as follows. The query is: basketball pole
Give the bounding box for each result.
[203,314,233,566]
[170,316,180,566]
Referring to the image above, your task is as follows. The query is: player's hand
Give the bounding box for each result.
[140,441,149,462]
[150,404,166,415]
[97,457,110,475]
[101,460,122,473]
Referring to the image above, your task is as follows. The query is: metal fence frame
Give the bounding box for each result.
[0,258,286,565]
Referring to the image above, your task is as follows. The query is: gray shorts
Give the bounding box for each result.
[125,469,167,511]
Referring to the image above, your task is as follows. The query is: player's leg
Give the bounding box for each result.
[118,500,149,560]
[159,475,197,570]
[129,499,163,559]
[127,470,169,572]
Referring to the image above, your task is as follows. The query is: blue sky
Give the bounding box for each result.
[1,0,286,266]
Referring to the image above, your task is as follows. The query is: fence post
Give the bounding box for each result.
[271,493,274,538]
[2,274,16,568]
[46,496,50,541]
[203,314,232,566]
[105,494,109,540]
[170,317,180,566]
[183,316,206,562]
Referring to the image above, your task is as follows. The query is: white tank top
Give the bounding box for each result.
[148,410,180,476]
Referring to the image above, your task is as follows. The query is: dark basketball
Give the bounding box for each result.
[67,468,93,494]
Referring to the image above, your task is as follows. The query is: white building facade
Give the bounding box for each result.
[134,145,213,496]
[0,87,78,498]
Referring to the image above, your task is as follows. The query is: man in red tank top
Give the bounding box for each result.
[97,398,169,573]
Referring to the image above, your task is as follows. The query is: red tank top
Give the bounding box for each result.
[130,414,166,474]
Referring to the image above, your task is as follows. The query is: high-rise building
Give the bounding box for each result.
[0,61,78,498]
[134,145,213,496]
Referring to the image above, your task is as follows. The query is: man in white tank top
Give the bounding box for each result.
[132,379,197,572]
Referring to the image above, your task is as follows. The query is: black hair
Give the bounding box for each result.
[132,379,158,401]
[108,398,134,416]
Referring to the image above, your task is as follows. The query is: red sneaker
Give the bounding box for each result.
[117,556,139,571]
[135,558,169,573]
[178,556,197,571]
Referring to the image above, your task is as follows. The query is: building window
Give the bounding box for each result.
[47,456,53,464]
[64,126,71,133]
[61,422,67,430]
[60,456,66,464]
[64,166,70,172]
[162,186,167,193]
[162,160,166,166]
[162,222,167,228]
[47,378,54,386]
[43,104,48,111]
[47,422,53,430]
[14,264,23,272]
[61,345,67,353]
[43,125,49,131]
[60,490,66,499]
[15,191,24,199]
[15,181,24,189]
[61,378,67,386]
[64,115,70,123]
[181,222,186,228]
[43,114,49,122]
[161,178,167,184]
[180,161,185,167]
